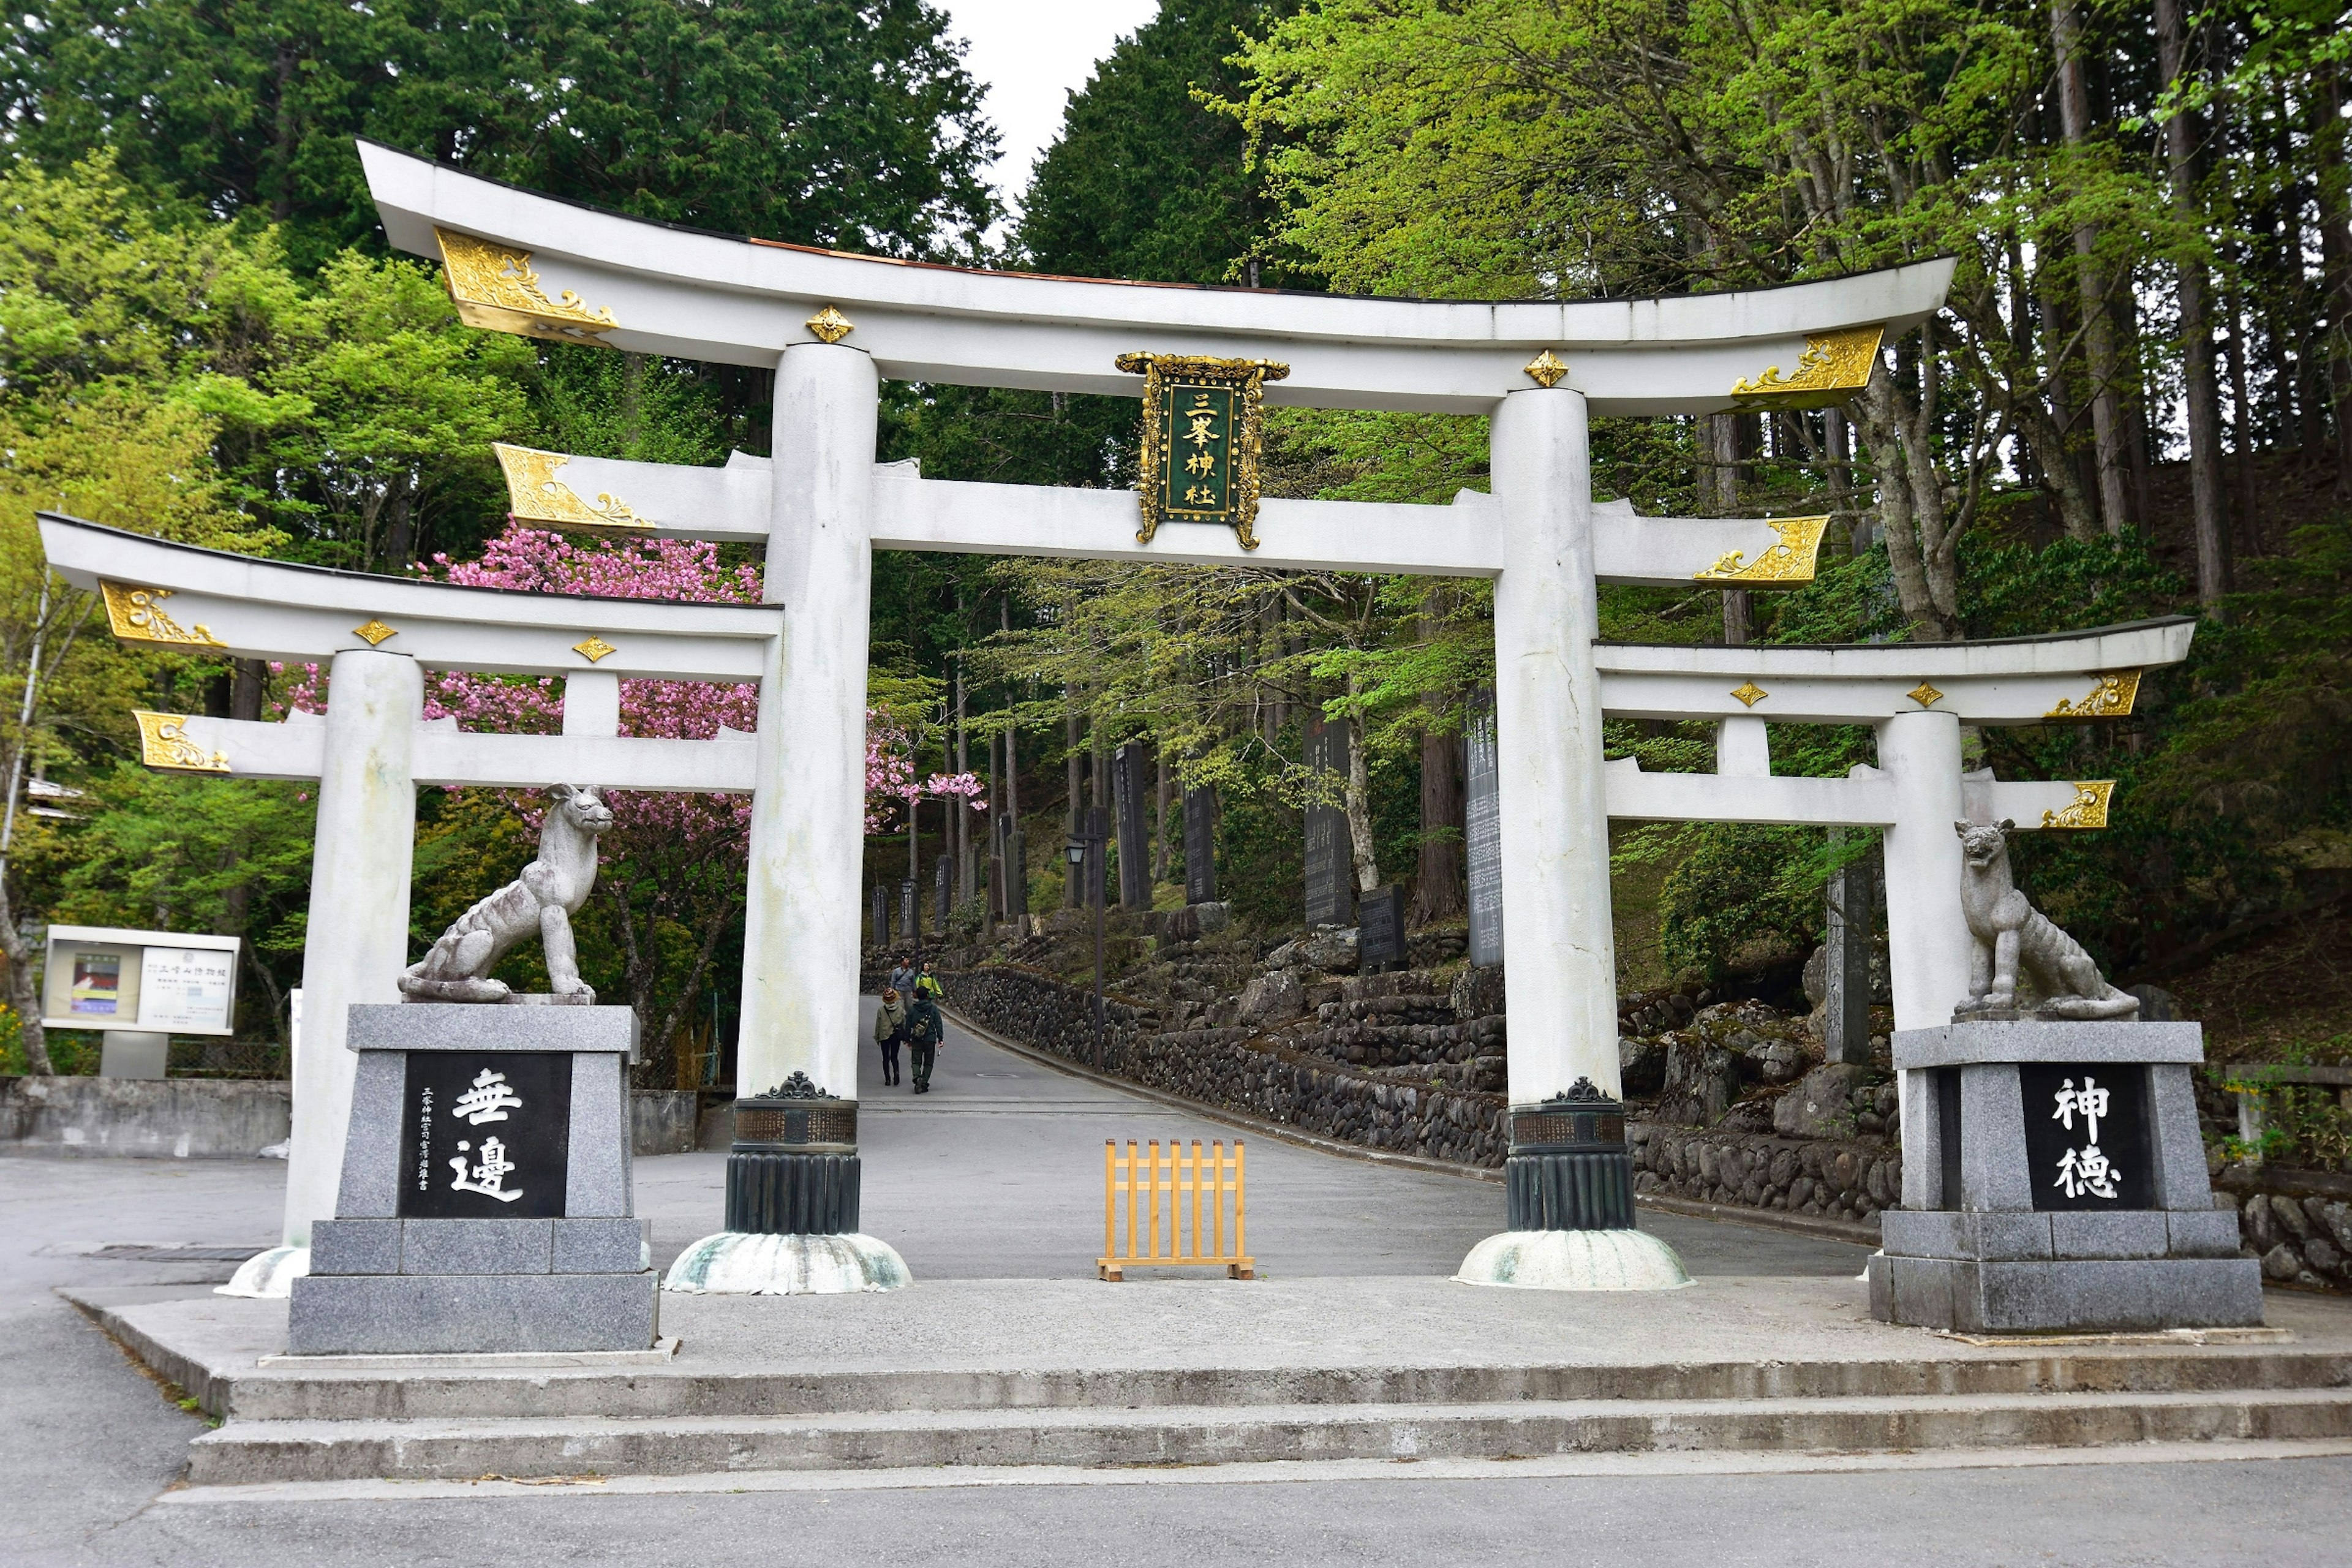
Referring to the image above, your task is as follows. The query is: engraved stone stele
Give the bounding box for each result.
[1952,821,2139,1022]
[399,784,612,1005]
[286,1003,657,1354]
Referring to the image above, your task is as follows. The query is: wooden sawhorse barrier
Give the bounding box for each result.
[1099,1138,1254,1280]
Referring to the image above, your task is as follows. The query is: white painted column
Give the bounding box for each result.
[737,341,878,1101]
[1490,387,1619,1102]
[1879,710,1970,1031]
[282,649,420,1247]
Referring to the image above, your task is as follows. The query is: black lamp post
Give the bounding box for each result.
[1065,807,1108,1070]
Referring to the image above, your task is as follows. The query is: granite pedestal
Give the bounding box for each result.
[1869,1019,2262,1333]
[287,1003,658,1355]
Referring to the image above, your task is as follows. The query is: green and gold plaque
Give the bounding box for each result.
[1116,353,1290,548]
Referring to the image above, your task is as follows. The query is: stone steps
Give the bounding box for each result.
[198,1344,2352,1423]
[184,1385,2352,1485]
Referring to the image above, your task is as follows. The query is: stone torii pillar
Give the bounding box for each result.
[282,649,421,1254]
[671,334,913,1288]
[1468,386,1686,1286]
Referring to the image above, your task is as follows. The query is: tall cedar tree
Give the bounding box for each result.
[2,0,1000,269]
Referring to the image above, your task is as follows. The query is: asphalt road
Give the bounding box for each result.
[4,1009,2346,1566]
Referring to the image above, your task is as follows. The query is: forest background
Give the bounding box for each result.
[0,0,2346,1087]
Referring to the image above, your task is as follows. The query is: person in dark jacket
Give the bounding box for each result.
[873,988,908,1087]
[903,992,945,1094]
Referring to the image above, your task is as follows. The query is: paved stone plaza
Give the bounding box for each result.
[8,1009,2352,1565]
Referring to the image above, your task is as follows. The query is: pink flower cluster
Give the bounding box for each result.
[281,523,983,840]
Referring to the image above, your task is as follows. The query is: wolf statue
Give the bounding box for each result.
[1951,820,2139,1022]
[399,783,615,1004]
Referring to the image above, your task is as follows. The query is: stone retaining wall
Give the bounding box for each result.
[2215,1169,2352,1294]
[1631,1123,1901,1227]
[940,965,1509,1167]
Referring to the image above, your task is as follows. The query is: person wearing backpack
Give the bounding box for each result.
[872,988,908,1088]
[904,990,945,1094]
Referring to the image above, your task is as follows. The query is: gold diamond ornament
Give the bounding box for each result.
[572,635,617,664]
[805,306,854,344]
[1907,682,1943,709]
[1523,350,1569,389]
[1730,682,1768,709]
[352,618,398,647]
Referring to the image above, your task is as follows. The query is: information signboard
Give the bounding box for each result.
[40,924,241,1036]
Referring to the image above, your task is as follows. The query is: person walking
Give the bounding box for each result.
[888,955,918,998]
[916,959,944,1003]
[873,987,908,1088]
[904,989,945,1095]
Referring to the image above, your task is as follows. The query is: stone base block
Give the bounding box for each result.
[1453,1229,1692,1292]
[1505,1150,1635,1231]
[725,1150,860,1235]
[309,1218,649,1276]
[287,1271,659,1355]
[1868,1253,2264,1333]
[661,1231,910,1295]
[214,1245,309,1300]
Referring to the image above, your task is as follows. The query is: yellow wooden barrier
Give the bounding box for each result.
[1098,1138,1254,1280]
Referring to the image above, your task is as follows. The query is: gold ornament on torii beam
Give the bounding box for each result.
[804,306,855,344]
[2040,780,2116,830]
[134,711,229,774]
[494,443,650,533]
[1117,353,1291,549]
[100,584,225,649]
[434,229,619,345]
[1522,350,1569,389]
[1731,326,1885,409]
[2043,671,2141,721]
[1691,516,1830,584]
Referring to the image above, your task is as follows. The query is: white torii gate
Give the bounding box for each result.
[37,141,2191,1292]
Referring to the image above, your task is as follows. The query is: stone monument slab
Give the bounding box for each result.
[1303,714,1352,930]
[1183,785,1217,905]
[1463,689,1502,969]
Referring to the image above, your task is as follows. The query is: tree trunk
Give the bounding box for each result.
[1063,690,1082,907]
[2225,282,2262,554]
[2315,66,2352,502]
[1153,748,1170,884]
[1343,675,1379,895]
[1001,600,1021,830]
[954,648,973,903]
[1707,413,1752,641]
[1413,719,1463,925]
[2156,0,2230,605]
[0,871,51,1073]
[2051,0,2133,535]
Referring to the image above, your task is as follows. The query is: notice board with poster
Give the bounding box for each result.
[40,924,241,1036]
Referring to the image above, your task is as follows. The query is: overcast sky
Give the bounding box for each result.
[936,0,1164,231]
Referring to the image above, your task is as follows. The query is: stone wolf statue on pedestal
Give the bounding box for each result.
[400,783,614,1004]
[1953,820,2139,1021]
